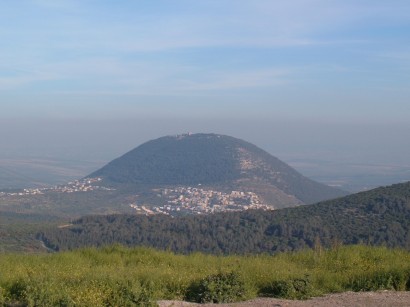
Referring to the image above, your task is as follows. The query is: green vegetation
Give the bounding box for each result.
[0,212,62,253]
[39,181,410,253]
[185,271,248,303]
[1,245,410,306]
[0,223,43,253]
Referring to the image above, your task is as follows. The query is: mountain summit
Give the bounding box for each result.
[89,133,347,208]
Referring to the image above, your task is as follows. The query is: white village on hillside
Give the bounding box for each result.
[129,186,274,216]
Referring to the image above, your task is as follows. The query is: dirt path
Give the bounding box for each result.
[158,291,410,307]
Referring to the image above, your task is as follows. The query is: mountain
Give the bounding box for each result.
[38,181,410,253]
[89,133,346,208]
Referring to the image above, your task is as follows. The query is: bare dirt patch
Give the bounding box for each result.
[158,291,410,307]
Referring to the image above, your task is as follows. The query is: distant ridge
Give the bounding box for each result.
[89,133,347,207]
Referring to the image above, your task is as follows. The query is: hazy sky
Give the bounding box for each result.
[1,0,409,120]
[1,1,410,171]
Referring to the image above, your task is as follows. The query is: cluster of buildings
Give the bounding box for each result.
[49,177,115,193]
[129,186,274,216]
[0,188,46,197]
[0,177,114,197]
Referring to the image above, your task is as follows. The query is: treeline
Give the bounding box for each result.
[38,182,410,253]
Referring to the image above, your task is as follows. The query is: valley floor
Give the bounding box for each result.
[158,290,410,307]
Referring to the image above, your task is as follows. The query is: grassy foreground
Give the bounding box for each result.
[1,245,410,306]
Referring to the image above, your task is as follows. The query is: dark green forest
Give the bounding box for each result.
[39,181,410,253]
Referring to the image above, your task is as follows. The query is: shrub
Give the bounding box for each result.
[185,271,247,303]
[0,286,6,306]
[103,280,157,307]
[8,279,28,304]
[26,287,73,307]
[349,269,409,292]
[261,275,315,299]
[6,278,73,307]
[407,273,410,290]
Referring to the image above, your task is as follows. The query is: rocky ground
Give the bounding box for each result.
[158,291,410,307]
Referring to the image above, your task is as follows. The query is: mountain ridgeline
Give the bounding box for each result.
[39,181,410,253]
[89,133,346,207]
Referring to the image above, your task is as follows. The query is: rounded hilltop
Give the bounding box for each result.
[89,133,347,207]
[90,133,242,185]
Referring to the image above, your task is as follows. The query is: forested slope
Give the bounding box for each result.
[39,182,410,253]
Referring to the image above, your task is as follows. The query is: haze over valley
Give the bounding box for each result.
[1,119,409,192]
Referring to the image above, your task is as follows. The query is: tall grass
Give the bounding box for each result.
[0,245,410,306]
